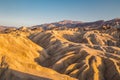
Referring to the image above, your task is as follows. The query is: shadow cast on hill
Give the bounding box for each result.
[0,68,51,80]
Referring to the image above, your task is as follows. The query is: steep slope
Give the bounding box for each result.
[0,32,76,80]
[30,30,120,80]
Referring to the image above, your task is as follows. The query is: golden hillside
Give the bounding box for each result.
[0,23,120,80]
[0,32,75,80]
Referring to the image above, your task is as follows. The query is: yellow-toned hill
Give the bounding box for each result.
[0,33,76,80]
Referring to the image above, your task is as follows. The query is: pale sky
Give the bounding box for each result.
[0,0,120,27]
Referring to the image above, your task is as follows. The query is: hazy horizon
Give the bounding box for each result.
[0,0,120,27]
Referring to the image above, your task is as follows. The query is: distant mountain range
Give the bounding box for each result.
[0,18,120,31]
[0,26,15,31]
[32,20,83,29]
[0,26,8,31]
[32,18,120,30]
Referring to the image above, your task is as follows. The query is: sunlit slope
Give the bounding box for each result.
[30,30,120,80]
[0,33,76,80]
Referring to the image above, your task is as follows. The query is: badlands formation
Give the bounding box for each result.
[0,18,120,80]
